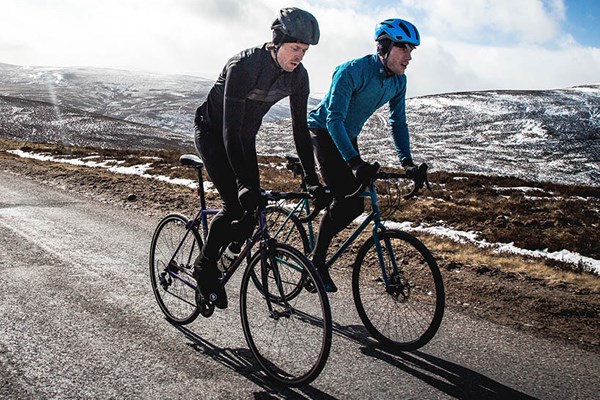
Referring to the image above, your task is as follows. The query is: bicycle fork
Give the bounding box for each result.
[259,239,293,320]
[372,229,410,301]
[369,188,406,300]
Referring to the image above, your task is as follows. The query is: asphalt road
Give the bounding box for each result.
[1,170,598,399]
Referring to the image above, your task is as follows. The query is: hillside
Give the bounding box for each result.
[262,85,600,187]
[1,63,598,187]
[0,63,319,130]
[0,95,193,152]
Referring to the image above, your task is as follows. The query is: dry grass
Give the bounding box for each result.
[421,235,600,292]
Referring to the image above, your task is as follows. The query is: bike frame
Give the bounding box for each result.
[276,182,398,288]
[167,197,296,316]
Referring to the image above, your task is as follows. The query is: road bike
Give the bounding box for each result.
[265,156,445,351]
[149,154,332,387]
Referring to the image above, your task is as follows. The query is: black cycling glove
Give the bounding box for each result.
[307,184,333,210]
[348,156,380,186]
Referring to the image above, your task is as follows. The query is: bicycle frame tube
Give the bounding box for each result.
[198,209,218,239]
[302,198,316,249]
[325,212,374,269]
[272,199,306,242]
[324,186,387,270]
[166,208,219,288]
[216,210,269,288]
[368,186,398,288]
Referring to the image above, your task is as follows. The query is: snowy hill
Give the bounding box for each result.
[0,63,312,133]
[369,86,600,186]
[260,85,599,186]
[1,63,598,186]
[0,95,193,152]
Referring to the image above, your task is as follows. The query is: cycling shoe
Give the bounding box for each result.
[304,267,337,293]
[193,257,228,309]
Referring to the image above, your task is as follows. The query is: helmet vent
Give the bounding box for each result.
[374,18,420,46]
[398,22,411,37]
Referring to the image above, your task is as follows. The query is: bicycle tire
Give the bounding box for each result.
[352,229,445,351]
[265,205,310,253]
[263,205,310,300]
[149,213,202,325]
[240,242,332,387]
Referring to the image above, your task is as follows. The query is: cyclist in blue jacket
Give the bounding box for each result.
[193,8,325,309]
[307,18,421,292]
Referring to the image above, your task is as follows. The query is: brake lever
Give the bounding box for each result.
[299,189,333,223]
[403,163,430,199]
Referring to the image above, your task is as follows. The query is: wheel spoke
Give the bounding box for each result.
[241,243,331,386]
[150,214,201,325]
[353,230,444,351]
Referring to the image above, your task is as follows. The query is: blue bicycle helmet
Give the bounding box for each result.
[375,18,420,47]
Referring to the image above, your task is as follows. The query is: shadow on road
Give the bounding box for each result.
[365,347,537,400]
[332,321,538,400]
[174,324,337,400]
[171,319,537,400]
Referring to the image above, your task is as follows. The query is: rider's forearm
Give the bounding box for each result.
[290,95,319,185]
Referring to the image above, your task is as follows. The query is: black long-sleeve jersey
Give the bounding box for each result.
[201,43,318,191]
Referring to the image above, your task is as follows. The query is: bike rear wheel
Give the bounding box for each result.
[149,214,202,325]
[353,230,444,351]
[240,243,332,387]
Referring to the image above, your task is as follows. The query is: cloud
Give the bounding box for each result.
[0,0,598,98]
[409,38,600,96]
[404,0,566,44]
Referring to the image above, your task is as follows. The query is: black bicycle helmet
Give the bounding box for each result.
[271,7,320,45]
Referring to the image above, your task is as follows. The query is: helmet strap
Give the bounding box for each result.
[271,45,284,70]
[380,48,395,77]
[376,39,394,76]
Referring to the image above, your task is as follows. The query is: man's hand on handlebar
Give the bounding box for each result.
[404,162,431,196]
[348,156,380,186]
[306,183,333,211]
[402,159,419,180]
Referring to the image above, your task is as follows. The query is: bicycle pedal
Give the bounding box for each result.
[195,290,215,318]
[159,272,170,288]
[303,279,318,294]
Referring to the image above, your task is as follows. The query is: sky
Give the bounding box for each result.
[1,0,599,97]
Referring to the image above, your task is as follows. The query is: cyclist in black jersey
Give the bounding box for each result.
[192,7,326,309]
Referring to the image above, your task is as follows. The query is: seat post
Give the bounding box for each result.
[197,166,207,211]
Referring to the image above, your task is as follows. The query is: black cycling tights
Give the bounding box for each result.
[195,127,244,262]
[310,129,364,269]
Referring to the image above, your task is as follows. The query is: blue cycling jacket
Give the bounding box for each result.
[307,54,412,164]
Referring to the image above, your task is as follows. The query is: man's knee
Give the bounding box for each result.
[348,197,364,217]
[327,197,364,229]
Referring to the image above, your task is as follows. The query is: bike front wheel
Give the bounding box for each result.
[149,213,202,325]
[353,230,445,351]
[240,242,332,387]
